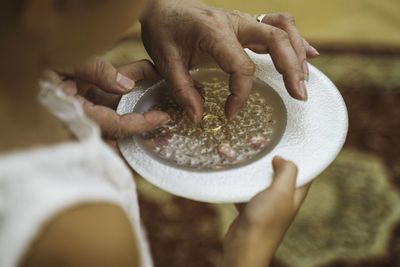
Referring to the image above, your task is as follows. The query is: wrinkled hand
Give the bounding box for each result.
[44,58,170,140]
[141,0,319,122]
[222,156,311,267]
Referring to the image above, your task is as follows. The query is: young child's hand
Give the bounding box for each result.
[222,156,311,267]
[44,58,170,140]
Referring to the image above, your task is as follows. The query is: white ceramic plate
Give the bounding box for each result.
[117,50,348,203]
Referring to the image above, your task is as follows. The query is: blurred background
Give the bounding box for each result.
[104,0,400,266]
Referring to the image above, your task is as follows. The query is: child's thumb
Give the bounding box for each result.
[271,156,298,194]
[73,58,134,94]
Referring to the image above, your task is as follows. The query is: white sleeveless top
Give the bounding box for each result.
[0,81,153,267]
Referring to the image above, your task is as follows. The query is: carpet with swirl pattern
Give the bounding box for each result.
[104,42,400,267]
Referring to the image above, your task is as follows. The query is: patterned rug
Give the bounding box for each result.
[104,42,400,267]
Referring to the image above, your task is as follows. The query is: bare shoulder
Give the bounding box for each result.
[20,203,140,267]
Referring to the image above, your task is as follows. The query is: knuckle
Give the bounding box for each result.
[284,160,298,175]
[109,118,124,140]
[229,9,242,18]
[228,9,252,21]
[278,12,295,25]
[201,9,226,31]
[94,58,107,81]
[171,85,188,99]
[243,208,263,226]
[271,188,293,202]
[240,60,256,76]
[270,28,289,41]
[242,200,267,226]
[203,8,220,20]
[139,59,155,78]
[138,58,153,67]
[109,127,122,140]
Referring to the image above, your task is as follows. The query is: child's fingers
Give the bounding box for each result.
[115,111,170,138]
[294,181,312,208]
[61,58,161,95]
[271,156,298,195]
[72,58,135,94]
[79,82,121,110]
[235,203,246,213]
[76,95,170,139]
[117,59,162,82]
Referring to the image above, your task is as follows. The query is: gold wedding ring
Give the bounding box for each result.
[200,114,223,133]
[256,14,267,23]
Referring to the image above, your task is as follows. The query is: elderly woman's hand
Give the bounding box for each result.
[44,58,170,140]
[221,156,311,267]
[141,0,319,122]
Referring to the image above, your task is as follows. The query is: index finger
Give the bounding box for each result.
[199,35,255,120]
[76,95,170,139]
[117,59,162,82]
[164,57,204,123]
[261,13,308,80]
[238,22,307,101]
[151,45,204,123]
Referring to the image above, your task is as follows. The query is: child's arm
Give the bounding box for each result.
[20,203,140,267]
[221,156,311,267]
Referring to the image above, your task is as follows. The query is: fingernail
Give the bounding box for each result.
[302,60,309,82]
[226,95,241,120]
[297,80,308,101]
[310,45,320,56]
[274,155,284,161]
[227,110,238,121]
[185,106,198,123]
[116,72,135,91]
[162,115,171,124]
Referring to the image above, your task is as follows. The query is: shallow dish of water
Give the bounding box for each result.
[117,50,348,203]
[137,68,286,170]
